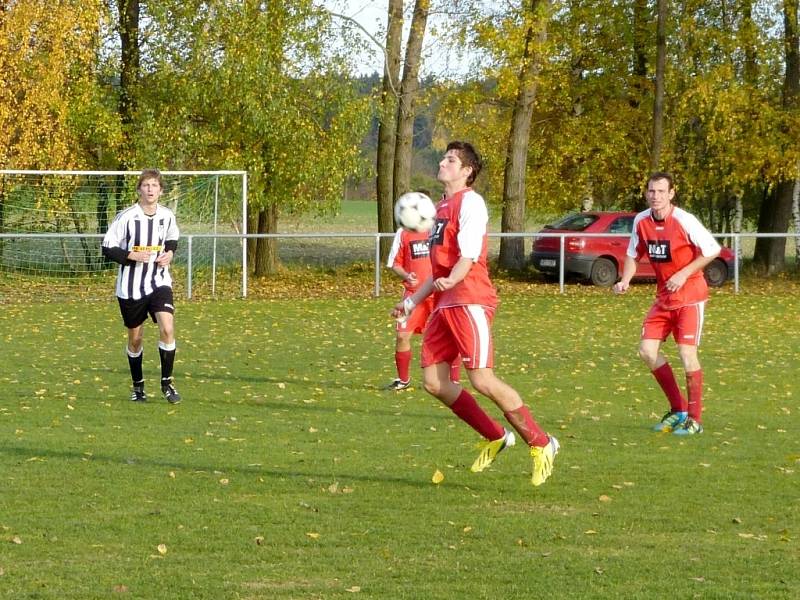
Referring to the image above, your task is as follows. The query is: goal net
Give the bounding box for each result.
[0,170,246,302]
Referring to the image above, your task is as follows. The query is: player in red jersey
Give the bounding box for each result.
[385,227,460,389]
[613,172,721,435]
[391,141,558,486]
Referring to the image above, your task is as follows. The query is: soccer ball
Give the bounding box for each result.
[394,192,436,233]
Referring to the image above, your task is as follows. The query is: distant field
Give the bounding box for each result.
[0,200,797,304]
[0,289,797,598]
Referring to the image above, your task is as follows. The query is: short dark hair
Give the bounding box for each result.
[137,168,163,190]
[648,171,674,190]
[447,141,483,186]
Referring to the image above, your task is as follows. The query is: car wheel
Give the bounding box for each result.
[704,258,728,287]
[589,257,617,287]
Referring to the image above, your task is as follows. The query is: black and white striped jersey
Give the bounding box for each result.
[102,203,180,300]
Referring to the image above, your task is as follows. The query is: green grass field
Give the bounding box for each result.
[1,284,798,599]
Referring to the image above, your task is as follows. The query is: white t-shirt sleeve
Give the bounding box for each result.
[674,208,720,256]
[386,228,403,267]
[457,191,488,261]
[165,210,180,241]
[102,211,129,250]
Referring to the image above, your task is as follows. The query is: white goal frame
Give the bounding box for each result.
[0,169,249,297]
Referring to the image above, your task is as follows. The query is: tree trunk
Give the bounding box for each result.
[498,0,550,271]
[754,182,795,273]
[393,0,429,202]
[253,204,278,277]
[753,0,798,274]
[376,0,403,260]
[651,0,667,170]
[630,0,649,109]
[792,172,800,265]
[118,0,139,170]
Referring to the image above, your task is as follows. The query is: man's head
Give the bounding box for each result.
[646,171,676,215]
[137,168,163,191]
[440,141,483,187]
[137,169,164,207]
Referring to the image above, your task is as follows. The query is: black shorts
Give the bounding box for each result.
[118,286,175,329]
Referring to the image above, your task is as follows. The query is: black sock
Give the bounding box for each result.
[159,346,176,383]
[127,351,144,384]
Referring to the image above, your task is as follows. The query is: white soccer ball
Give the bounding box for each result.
[394,192,436,233]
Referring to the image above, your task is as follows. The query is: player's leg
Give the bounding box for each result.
[449,355,461,384]
[468,367,558,485]
[640,308,688,431]
[387,330,413,390]
[388,296,430,390]
[421,310,508,471]
[119,297,148,401]
[449,305,557,484]
[126,324,146,401]
[152,287,180,404]
[673,303,705,435]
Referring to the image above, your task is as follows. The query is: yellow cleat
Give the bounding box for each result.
[531,436,560,486]
[470,429,516,473]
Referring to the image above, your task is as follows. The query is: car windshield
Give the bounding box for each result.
[544,213,598,231]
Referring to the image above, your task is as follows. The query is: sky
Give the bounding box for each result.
[321,0,391,74]
[320,0,476,79]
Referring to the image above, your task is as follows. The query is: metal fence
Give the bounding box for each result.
[0,231,797,300]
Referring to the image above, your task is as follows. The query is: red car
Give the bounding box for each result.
[531,211,735,287]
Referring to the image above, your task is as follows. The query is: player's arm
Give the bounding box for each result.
[391,266,417,287]
[101,220,143,265]
[666,214,721,291]
[664,252,719,292]
[433,257,472,291]
[613,256,638,294]
[391,275,434,320]
[102,246,134,265]
[613,223,642,294]
[156,240,178,266]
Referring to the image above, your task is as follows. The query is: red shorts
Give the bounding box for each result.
[421,305,495,369]
[396,294,434,335]
[642,301,706,346]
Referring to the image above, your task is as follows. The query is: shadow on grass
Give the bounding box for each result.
[0,442,472,491]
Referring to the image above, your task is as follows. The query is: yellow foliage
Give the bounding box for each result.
[0,0,106,169]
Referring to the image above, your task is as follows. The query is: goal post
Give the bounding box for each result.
[0,169,247,300]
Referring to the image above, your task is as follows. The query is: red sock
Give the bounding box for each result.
[652,363,687,413]
[450,390,504,441]
[450,358,461,383]
[686,369,703,422]
[395,350,411,382]
[504,405,549,447]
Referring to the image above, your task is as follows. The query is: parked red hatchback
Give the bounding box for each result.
[530,211,735,287]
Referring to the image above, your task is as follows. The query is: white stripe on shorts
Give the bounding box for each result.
[466,304,491,368]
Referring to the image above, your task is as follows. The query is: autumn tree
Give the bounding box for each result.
[753,0,799,274]
[130,0,371,276]
[498,0,551,270]
[393,0,431,203]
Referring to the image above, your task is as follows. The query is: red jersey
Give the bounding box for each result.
[627,206,721,310]
[386,228,432,293]
[429,188,497,309]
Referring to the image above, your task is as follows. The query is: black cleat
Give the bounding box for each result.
[385,378,411,391]
[161,380,182,404]
[131,383,147,402]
